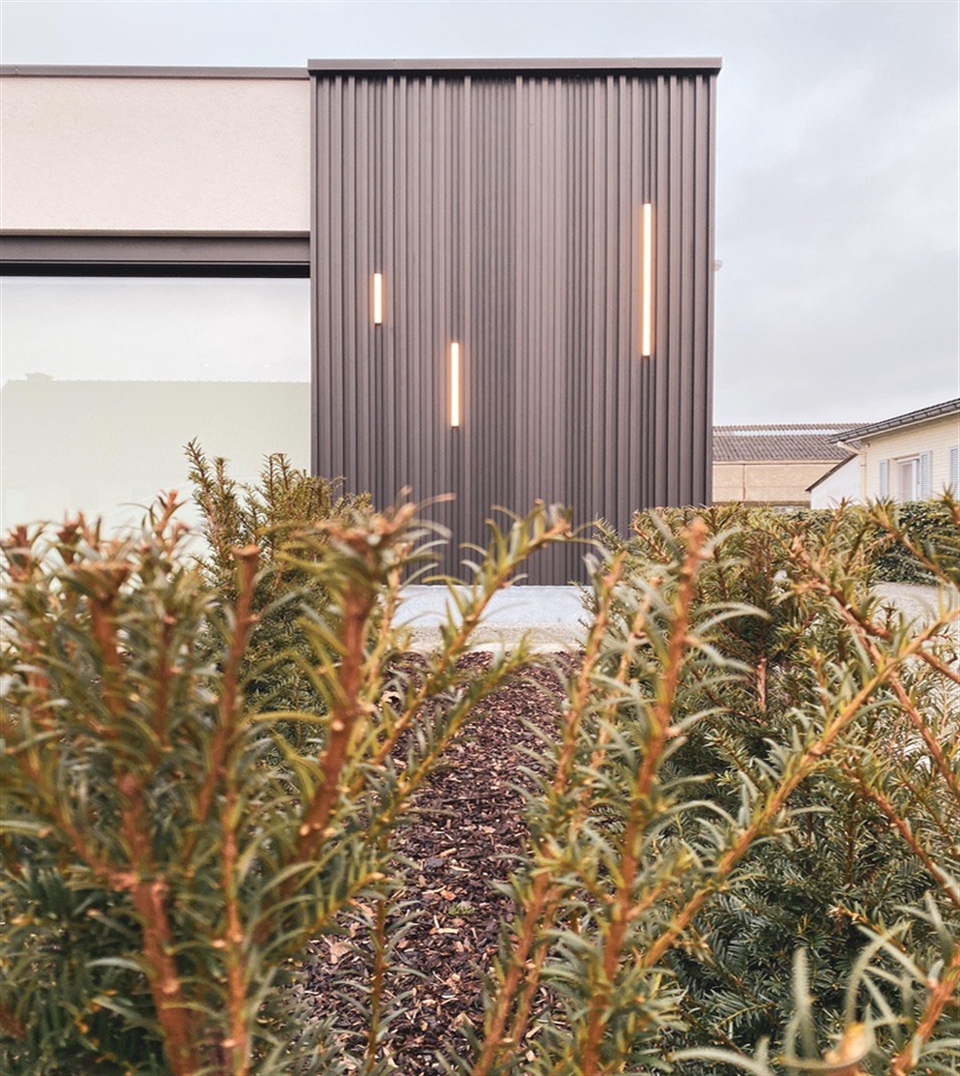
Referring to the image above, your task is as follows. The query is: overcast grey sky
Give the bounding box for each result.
[2,0,958,424]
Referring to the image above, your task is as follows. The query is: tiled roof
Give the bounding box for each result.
[713,424,859,463]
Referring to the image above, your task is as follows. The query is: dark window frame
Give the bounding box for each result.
[0,235,310,278]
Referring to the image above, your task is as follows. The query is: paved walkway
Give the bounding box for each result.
[394,585,586,652]
[392,582,959,653]
[871,582,960,626]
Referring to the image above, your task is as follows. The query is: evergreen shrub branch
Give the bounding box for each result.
[1,490,957,1076]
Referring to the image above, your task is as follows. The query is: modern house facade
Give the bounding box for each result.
[1,59,720,583]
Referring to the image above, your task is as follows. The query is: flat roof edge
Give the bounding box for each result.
[308,57,722,76]
[0,59,722,80]
[0,65,310,79]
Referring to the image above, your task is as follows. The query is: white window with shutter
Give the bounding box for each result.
[878,458,889,498]
[919,451,932,499]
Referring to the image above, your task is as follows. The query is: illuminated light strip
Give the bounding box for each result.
[450,342,461,428]
[641,203,653,356]
[372,272,384,325]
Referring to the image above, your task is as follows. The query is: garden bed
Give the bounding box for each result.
[301,654,573,1073]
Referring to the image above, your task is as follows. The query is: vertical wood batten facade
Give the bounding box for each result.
[311,61,719,584]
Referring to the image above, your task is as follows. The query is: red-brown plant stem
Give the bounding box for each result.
[296,579,376,864]
[8,744,116,886]
[580,520,709,1076]
[88,564,131,723]
[0,1002,25,1041]
[889,942,960,1076]
[469,557,625,1076]
[916,648,960,686]
[503,569,652,1052]
[839,763,960,910]
[118,773,197,1076]
[821,591,960,802]
[221,782,250,1076]
[178,535,260,1067]
[152,613,175,747]
[885,667,960,803]
[637,617,948,974]
[187,546,260,858]
[471,872,559,1076]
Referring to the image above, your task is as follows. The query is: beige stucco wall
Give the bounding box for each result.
[0,76,311,233]
[861,412,960,501]
[713,460,842,505]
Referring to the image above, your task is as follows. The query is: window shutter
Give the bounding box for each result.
[919,451,932,499]
[950,445,959,494]
[878,458,889,498]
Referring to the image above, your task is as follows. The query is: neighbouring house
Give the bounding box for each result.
[805,455,861,509]
[811,399,960,507]
[712,424,857,508]
[0,59,721,583]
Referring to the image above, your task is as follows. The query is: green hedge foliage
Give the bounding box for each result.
[2,492,957,1076]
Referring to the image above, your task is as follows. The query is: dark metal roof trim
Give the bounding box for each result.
[832,399,960,443]
[0,234,310,277]
[0,65,309,79]
[308,57,722,76]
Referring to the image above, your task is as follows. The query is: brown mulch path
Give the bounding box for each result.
[301,653,576,1073]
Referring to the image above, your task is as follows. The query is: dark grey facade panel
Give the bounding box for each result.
[312,68,717,584]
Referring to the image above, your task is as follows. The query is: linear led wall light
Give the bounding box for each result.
[372,272,384,325]
[641,203,654,357]
[449,342,461,428]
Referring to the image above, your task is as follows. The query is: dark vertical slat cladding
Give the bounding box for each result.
[704,76,718,503]
[311,62,718,584]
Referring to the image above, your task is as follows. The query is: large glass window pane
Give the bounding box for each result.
[1,277,310,533]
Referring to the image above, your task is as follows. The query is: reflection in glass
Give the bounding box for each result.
[1,277,311,533]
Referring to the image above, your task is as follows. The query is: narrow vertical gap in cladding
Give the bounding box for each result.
[426,75,436,528]
[330,78,346,480]
[425,79,436,529]
[474,78,487,553]
[402,80,416,511]
[490,81,499,532]
[668,76,685,504]
[456,76,469,570]
[436,78,448,556]
[701,74,714,503]
[653,75,669,508]
[678,78,696,506]
[394,80,409,515]
[627,75,642,520]
[514,75,528,543]
[408,80,421,513]
[313,80,328,476]
[341,80,358,493]
[382,78,397,503]
[519,79,537,523]
[312,75,322,475]
[647,75,659,510]
[610,76,627,532]
[691,75,710,504]
[356,78,370,495]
